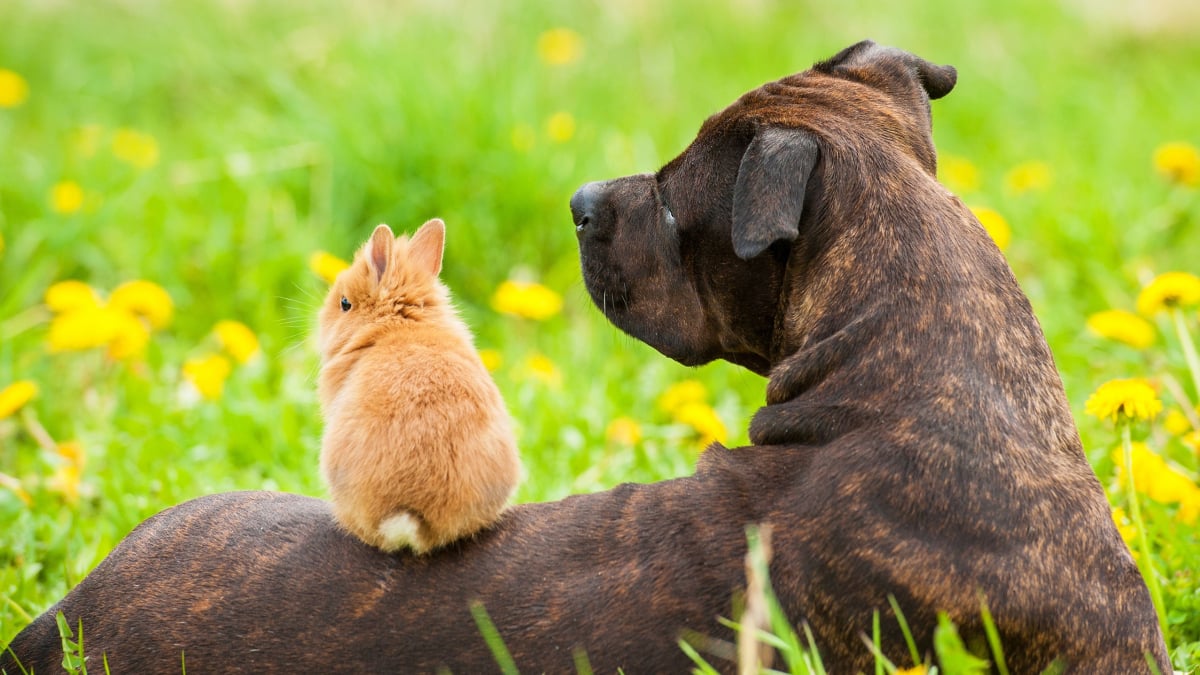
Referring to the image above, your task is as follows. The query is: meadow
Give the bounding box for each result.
[1,0,1199,670]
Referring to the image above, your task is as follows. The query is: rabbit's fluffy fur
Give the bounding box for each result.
[317,220,522,553]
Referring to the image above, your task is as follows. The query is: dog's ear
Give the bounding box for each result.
[731,127,820,260]
[907,49,956,100]
[815,40,957,101]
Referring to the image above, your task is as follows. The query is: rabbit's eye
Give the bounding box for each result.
[340,297,352,312]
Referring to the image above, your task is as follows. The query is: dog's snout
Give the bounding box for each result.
[571,181,604,236]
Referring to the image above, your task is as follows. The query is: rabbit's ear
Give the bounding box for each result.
[367,224,394,285]
[409,219,445,278]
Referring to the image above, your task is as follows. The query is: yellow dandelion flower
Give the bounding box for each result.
[44,281,158,360]
[491,280,563,320]
[48,441,87,504]
[523,353,562,388]
[0,472,32,506]
[183,354,233,401]
[0,68,29,108]
[44,280,101,314]
[109,279,173,329]
[895,666,929,675]
[939,155,980,193]
[106,310,151,361]
[658,379,708,415]
[308,250,350,284]
[49,180,84,215]
[56,440,86,468]
[1164,409,1192,436]
[546,112,576,144]
[1110,507,1138,547]
[1085,309,1155,350]
[1153,141,1200,187]
[1182,431,1200,452]
[1113,442,1200,505]
[673,402,728,445]
[605,416,643,446]
[969,206,1011,251]
[1179,493,1200,525]
[111,128,160,169]
[0,380,38,419]
[536,28,583,66]
[1004,160,1053,195]
[1085,379,1161,424]
[1136,271,1200,316]
[48,463,82,505]
[214,320,260,364]
[478,348,502,372]
[48,305,126,352]
[510,124,536,153]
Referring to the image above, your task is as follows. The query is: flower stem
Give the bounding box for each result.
[1122,423,1168,640]
[1172,307,1200,401]
[20,407,57,452]
[1160,374,1200,432]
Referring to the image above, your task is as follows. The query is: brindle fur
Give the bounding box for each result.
[1,41,1168,674]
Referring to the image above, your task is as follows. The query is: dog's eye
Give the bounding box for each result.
[654,181,678,229]
[340,297,352,312]
[657,190,676,229]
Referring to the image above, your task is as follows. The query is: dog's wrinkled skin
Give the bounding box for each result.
[1,42,1168,674]
[573,40,1168,672]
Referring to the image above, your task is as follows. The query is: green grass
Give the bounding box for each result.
[1,0,1199,670]
[687,528,1033,675]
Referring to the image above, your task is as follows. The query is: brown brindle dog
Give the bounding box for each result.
[1,41,1168,674]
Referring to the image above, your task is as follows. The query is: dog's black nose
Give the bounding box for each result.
[570,181,603,235]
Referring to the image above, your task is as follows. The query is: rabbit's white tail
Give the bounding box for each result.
[378,511,429,553]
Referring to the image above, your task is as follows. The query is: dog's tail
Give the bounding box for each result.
[1,602,63,675]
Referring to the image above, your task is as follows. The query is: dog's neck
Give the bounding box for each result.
[750,156,1080,458]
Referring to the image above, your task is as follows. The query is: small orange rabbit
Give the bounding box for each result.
[317,219,522,554]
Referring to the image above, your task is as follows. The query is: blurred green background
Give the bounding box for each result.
[2,0,1199,667]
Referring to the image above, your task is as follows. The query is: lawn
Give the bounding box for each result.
[1,0,1199,669]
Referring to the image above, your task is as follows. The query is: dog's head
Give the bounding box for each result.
[572,41,956,376]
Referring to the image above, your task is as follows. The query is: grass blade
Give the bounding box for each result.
[932,612,988,675]
[872,610,883,675]
[740,524,775,674]
[572,647,593,675]
[977,596,1008,675]
[678,638,722,675]
[469,601,518,675]
[1,642,32,675]
[800,623,828,675]
[887,595,922,668]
